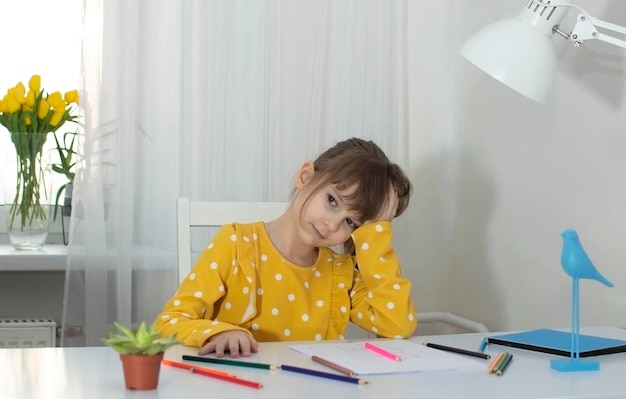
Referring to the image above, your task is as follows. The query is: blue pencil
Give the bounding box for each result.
[280,364,368,385]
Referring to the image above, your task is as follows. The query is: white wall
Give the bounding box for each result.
[404,0,626,332]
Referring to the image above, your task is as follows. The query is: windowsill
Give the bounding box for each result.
[0,244,68,272]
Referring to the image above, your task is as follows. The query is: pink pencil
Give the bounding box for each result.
[364,342,401,361]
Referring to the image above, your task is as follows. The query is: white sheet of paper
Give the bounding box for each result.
[289,340,487,375]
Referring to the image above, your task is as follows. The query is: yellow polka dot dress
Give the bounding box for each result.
[156,221,416,347]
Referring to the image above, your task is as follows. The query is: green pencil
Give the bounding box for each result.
[492,352,510,375]
[182,355,279,370]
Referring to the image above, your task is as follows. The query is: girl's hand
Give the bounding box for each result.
[198,330,259,358]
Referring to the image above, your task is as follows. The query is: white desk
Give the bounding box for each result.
[2,326,626,399]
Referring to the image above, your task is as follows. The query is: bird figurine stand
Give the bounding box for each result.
[550,229,614,372]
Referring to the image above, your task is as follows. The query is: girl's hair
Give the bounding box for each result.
[300,137,412,254]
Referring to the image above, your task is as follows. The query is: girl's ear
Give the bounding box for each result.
[294,161,315,189]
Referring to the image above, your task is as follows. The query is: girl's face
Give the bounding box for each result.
[296,183,362,248]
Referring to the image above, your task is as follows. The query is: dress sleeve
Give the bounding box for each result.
[155,224,252,347]
[349,222,417,338]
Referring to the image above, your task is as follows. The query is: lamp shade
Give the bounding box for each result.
[460,16,557,104]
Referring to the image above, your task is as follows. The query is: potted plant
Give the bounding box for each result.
[101,320,180,390]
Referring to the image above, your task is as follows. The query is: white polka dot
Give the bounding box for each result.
[314,270,321,277]
[338,282,345,289]
[247,276,253,283]
[373,274,381,280]
[316,300,324,307]
[288,293,295,301]
[301,314,309,321]
[387,302,395,310]
[372,326,378,333]
[251,262,256,268]
[379,256,386,262]
[182,312,190,318]
[315,334,322,341]
[284,329,291,337]
[161,314,170,320]
[253,233,258,240]
[357,312,363,319]
[257,288,264,295]
[375,224,383,232]
[210,262,218,270]
[368,291,373,298]
[231,259,236,266]
[230,234,237,241]
[261,254,268,262]
[173,300,181,306]
[189,273,196,280]
[340,306,347,313]
[243,287,250,294]
[393,283,401,290]
[272,308,279,315]
[361,242,369,250]
[225,302,232,310]
[203,328,211,334]
[370,315,376,322]
[194,291,203,298]
[218,285,225,292]
[408,313,415,321]
[394,335,403,339]
[275,273,283,281]
[211,320,219,325]
[233,266,238,274]
[169,318,178,325]
[243,235,250,242]
[251,323,259,331]
[208,243,214,249]
[304,282,310,289]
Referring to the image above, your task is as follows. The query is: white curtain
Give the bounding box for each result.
[62,0,409,346]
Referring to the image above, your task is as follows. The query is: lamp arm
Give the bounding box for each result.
[537,0,626,48]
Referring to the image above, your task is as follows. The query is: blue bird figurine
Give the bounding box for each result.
[560,229,613,287]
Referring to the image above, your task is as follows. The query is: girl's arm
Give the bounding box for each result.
[349,222,417,338]
[155,225,253,347]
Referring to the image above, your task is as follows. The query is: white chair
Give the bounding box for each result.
[175,198,489,337]
[176,198,288,285]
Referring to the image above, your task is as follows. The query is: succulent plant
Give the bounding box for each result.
[101,321,180,355]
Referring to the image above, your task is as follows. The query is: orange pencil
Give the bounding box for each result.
[192,368,264,389]
[487,352,504,374]
[162,358,233,377]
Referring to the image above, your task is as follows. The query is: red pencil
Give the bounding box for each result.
[162,358,233,376]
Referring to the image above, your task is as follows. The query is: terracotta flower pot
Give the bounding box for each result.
[120,353,164,390]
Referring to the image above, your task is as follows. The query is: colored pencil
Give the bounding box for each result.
[162,359,233,376]
[495,353,513,376]
[487,352,505,374]
[280,364,368,385]
[490,352,509,374]
[364,342,401,361]
[311,355,356,377]
[192,368,264,389]
[162,358,263,389]
[424,342,491,360]
[182,354,279,370]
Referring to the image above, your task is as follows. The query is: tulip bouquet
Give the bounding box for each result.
[0,75,79,234]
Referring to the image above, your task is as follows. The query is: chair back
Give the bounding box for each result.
[176,198,288,284]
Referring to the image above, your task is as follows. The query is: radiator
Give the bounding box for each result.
[0,318,57,348]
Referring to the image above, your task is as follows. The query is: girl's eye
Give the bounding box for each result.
[327,194,337,206]
[346,218,356,229]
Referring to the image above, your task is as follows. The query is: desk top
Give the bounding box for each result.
[2,326,626,399]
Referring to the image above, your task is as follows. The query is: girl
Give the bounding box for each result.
[156,137,416,357]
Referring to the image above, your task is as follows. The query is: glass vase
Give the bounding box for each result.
[3,131,53,250]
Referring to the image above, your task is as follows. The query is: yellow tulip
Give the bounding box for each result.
[10,85,26,105]
[25,90,36,108]
[47,91,64,109]
[0,99,6,113]
[4,94,20,113]
[24,116,32,125]
[64,90,79,104]
[38,99,50,119]
[50,108,65,126]
[29,75,41,93]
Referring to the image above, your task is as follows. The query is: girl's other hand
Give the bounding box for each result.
[198,330,259,358]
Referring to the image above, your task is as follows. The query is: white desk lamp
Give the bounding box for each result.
[460,0,626,103]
